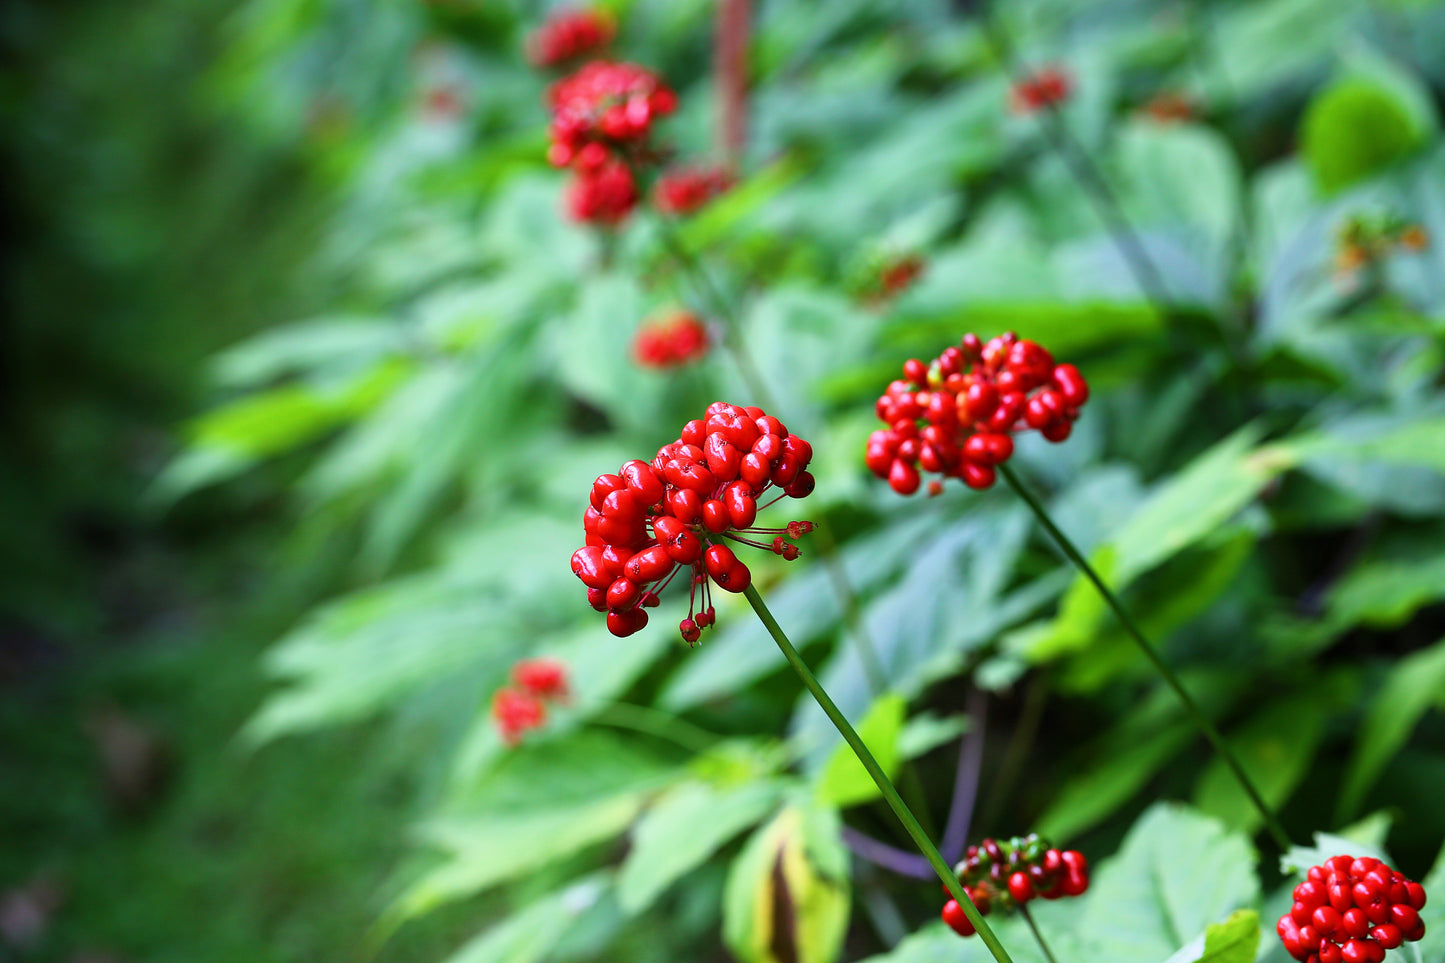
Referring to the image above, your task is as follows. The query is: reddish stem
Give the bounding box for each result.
[716,0,750,169]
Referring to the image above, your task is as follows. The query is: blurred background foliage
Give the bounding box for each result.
[5,0,1445,961]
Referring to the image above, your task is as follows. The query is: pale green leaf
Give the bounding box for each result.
[617,780,785,914]
[814,694,905,808]
[1076,803,1258,963]
[1161,909,1261,963]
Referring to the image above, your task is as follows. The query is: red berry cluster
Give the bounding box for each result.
[547,61,677,168]
[525,8,615,68]
[634,310,710,368]
[491,658,571,745]
[546,61,677,226]
[1010,67,1071,113]
[942,835,1089,938]
[566,159,638,225]
[653,164,735,216]
[571,404,815,644]
[1279,856,1427,963]
[867,332,1088,496]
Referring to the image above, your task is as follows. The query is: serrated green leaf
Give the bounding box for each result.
[1076,803,1258,963]
[814,694,905,808]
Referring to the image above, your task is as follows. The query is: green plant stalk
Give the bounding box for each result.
[741,584,1019,963]
[657,217,941,839]
[1019,905,1060,963]
[997,462,1291,852]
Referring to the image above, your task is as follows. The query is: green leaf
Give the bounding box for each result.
[1193,689,1337,833]
[896,712,969,760]
[814,694,906,808]
[440,875,610,963]
[1075,803,1258,963]
[723,805,851,963]
[1340,636,1445,818]
[1161,909,1261,963]
[1281,819,1397,877]
[1302,78,1425,194]
[1036,712,1196,843]
[617,779,785,914]
[1115,120,1242,250]
[1110,424,1291,587]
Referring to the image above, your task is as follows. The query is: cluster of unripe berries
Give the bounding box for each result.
[571,403,815,643]
[633,310,710,368]
[490,658,570,745]
[653,164,735,216]
[1278,856,1427,963]
[1009,66,1071,113]
[1334,213,1430,277]
[941,835,1089,938]
[526,7,615,68]
[546,60,677,225]
[867,332,1089,495]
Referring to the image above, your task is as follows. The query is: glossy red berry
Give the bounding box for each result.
[653,164,734,216]
[942,834,1087,939]
[526,8,615,68]
[942,899,975,936]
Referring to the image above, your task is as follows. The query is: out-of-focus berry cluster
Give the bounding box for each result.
[526,8,615,68]
[942,835,1089,938]
[1334,212,1429,279]
[1010,67,1070,113]
[1279,856,1427,963]
[653,164,735,216]
[546,61,678,225]
[491,658,571,745]
[634,310,710,368]
[868,332,1089,496]
[571,404,815,643]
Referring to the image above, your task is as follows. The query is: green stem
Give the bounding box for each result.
[1019,906,1060,963]
[997,462,1292,852]
[741,584,1018,963]
[591,702,719,756]
[655,220,893,696]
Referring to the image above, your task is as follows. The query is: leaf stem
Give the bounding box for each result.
[741,584,1019,963]
[997,462,1291,852]
[1019,905,1060,963]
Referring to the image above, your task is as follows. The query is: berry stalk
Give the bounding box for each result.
[740,583,1020,963]
[1019,905,1060,963]
[997,462,1292,852]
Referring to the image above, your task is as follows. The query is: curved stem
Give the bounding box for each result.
[742,584,1019,963]
[591,702,719,756]
[941,685,988,862]
[1019,905,1060,963]
[841,826,933,880]
[997,462,1291,852]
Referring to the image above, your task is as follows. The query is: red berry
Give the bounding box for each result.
[606,607,648,637]
[888,459,921,494]
[942,899,975,937]
[1008,872,1034,903]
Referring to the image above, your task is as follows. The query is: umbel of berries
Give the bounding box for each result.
[868,332,1088,496]
[491,658,572,745]
[941,834,1089,938]
[634,310,710,368]
[571,403,815,644]
[525,8,615,69]
[1279,856,1426,963]
[545,60,677,225]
